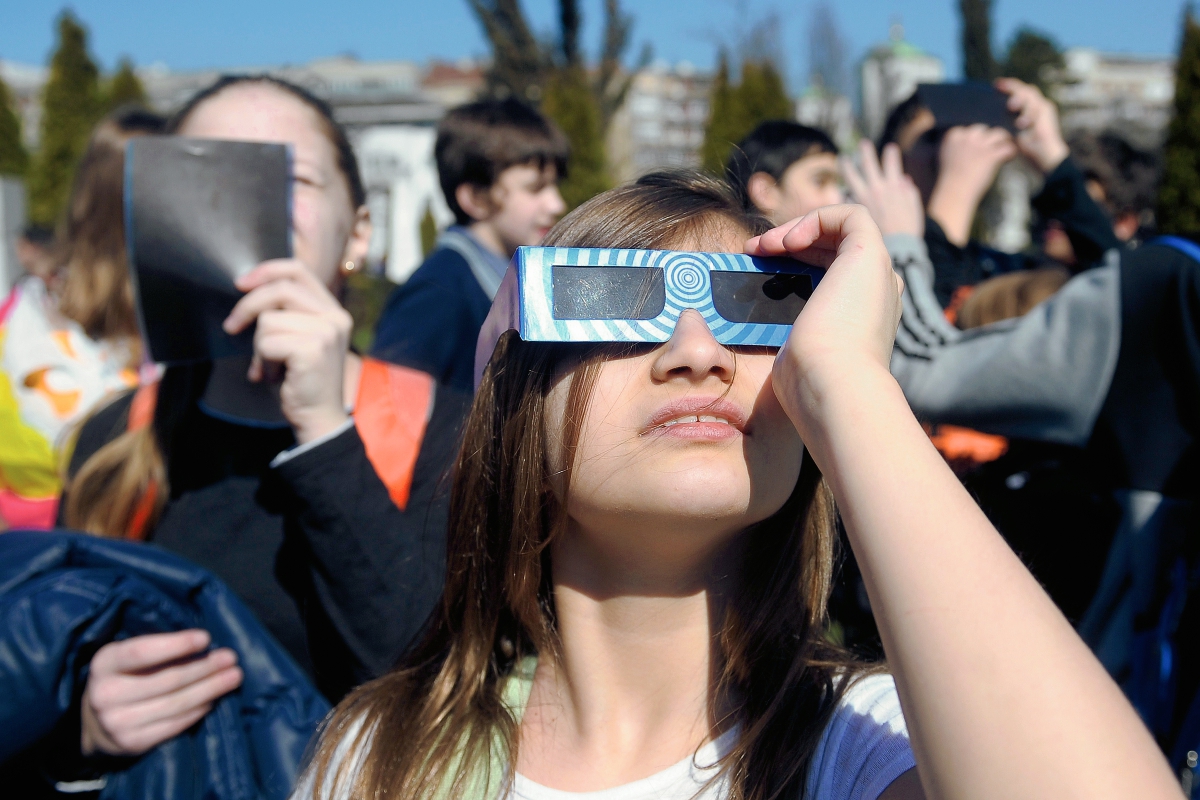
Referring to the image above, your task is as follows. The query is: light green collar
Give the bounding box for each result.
[501,655,539,722]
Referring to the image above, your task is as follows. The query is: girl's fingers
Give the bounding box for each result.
[118,665,243,729]
[98,630,211,675]
[235,259,323,292]
[745,216,806,256]
[116,702,214,755]
[103,649,238,706]
[748,205,879,269]
[224,280,334,334]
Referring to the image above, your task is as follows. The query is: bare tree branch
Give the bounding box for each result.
[560,0,581,67]
[594,0,647,132]
[468,0,546,100]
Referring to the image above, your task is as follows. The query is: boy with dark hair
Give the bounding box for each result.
[371,98,568,391]
[725,120,843,225]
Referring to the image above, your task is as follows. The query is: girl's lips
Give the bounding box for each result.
[642,397,748,441]
[646,418,743,441]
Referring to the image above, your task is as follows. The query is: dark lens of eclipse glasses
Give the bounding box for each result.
[552,266,666,320]
[710,271,813,324]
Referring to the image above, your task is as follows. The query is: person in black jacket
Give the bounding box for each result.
[370,98,569,392]
[59,75,466,764]
[878,78,1121,308]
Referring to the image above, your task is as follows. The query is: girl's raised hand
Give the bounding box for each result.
[745,205,903,449]
[222,259,353,443]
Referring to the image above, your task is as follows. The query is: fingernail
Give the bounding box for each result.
[192,630,211,648]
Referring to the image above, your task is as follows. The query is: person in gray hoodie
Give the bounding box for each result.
[846,140,1200,767]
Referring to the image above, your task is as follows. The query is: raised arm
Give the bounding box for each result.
[747,206,1177,800]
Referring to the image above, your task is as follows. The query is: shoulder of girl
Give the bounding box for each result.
[836,672,906,732]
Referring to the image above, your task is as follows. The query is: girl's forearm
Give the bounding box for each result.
[802,364,1176,800]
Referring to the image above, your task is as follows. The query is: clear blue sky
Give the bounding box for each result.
[1,0,1185,91]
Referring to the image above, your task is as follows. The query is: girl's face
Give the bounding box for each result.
[175,83,369,288]
[545,228,805,551]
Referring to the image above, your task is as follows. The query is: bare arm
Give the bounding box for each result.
[747,206,1176,800]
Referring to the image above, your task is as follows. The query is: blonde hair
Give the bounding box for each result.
[957,267,1071,329]
[54,107,163,353]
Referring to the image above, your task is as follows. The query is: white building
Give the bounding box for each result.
[1054,48,1174,147]
[356,126,454,282]
[859,24,945,141]
[607,62,710,183]
[795,87,856,149]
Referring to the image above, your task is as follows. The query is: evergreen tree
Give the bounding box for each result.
[737,61,792,128]
[542,66,610,209]
[105,57,147,110]
[1001,28,1064,93]
[27,12,102,226]
[701,54,792,175]
[1158,9,1200,235]
[960,0,996,81]
[701,52,736,174]
[0,75,29,177]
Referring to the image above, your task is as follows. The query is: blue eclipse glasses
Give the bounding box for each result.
[474,246,825,388]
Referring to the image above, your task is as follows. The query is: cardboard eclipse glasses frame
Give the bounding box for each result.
[474,246,825,388]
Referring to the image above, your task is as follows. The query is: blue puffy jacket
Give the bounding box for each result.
[0,530,330,799]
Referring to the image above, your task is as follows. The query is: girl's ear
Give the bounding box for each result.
[340,205,372,268]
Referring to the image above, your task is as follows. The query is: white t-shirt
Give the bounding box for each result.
[508,674,913,800]
[293,673,914,800]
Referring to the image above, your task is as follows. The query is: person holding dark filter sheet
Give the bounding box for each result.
[290,172,1177,800]
[879,78,1120,308]
[58,76,467,760]
[0,107,162,530]
[370,99,568,392]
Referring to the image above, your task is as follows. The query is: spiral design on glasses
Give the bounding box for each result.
[663,254,710,304]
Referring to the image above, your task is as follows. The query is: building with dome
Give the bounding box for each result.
[859,24,945,141]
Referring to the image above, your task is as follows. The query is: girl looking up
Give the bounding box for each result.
[298,173,1176,800]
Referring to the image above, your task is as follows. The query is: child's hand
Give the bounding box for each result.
[745,205,903,445]
[81,630,242,757]
[223,259,353,444]
[841,141,925,238]
[996,77,1069,174]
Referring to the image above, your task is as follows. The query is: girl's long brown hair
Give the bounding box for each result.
[309,171,866,800]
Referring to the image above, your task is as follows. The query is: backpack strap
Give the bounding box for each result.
[1152,235,1200,264]
[355,358,435,510]
[437,228,503,300]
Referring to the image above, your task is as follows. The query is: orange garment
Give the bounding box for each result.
[926,423,1008,474]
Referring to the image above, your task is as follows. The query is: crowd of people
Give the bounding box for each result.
[0,66,1192,800]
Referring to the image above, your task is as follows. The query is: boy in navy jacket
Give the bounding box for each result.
[372,99,568,391]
